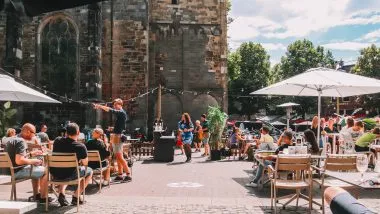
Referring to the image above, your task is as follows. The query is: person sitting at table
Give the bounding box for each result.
[241,126,274,159]
[37,124,52,149]
[5,123,52,203]
[245,131,293,188]
[324,187,375,214]
[51,123,93,206]
[311,116,324,147]
[355,128,380,152]
[229,127,245,150]
[303,129,320,155]
[348,121,364,142]
[1,128,16,147]
[85,128,111,186]
[323,118,338,143]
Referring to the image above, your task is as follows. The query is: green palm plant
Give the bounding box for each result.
[0,102,17,136]
[207,106,228,150]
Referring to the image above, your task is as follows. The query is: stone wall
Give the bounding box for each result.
[0,0,227,137]
[149,0,227,131]
[101,0,149,130]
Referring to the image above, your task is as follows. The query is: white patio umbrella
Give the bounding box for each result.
[277,102,299,129]
[271,121,286,126]
[251,67,380,145]
[0,74,60,103]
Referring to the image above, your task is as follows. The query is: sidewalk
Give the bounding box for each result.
[0,150,379,213]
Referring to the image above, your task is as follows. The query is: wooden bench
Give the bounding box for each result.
[0,201,37,214]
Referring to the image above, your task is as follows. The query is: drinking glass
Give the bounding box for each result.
[356,154,369,182]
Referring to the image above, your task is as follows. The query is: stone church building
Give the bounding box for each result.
[0,0,227,136]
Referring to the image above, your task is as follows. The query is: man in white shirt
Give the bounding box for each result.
[242,126,275,158]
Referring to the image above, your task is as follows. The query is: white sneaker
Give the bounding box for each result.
[245,182,258,187]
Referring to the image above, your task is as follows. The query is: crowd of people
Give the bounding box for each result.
[0,98,133,207]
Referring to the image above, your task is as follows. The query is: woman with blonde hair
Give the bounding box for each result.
[193,120,203,152]
[178,113,194,162]
[85,128,111,186]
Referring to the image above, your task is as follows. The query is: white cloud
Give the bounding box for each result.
[261,43,286,51]
[358,29,380,42]
[322,42,378,51]
[229,0,380,41]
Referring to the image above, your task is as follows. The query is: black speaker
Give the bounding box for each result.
[154,137,175,162]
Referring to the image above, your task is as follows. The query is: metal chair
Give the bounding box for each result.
[0,152,32,201]
[45,153,85,212]
[313,154,358,214]
[269,155,313,213]
[87,151,110,192]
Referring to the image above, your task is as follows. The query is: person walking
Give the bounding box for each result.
[93,98,132,182]
[178,113,194,162]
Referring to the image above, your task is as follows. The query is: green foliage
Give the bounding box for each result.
[0,102,17,136]
[352,45,380,109]
[352,44,380,78]
[272,39,336,116]
[280,39,335,79]
[227,42,271,118]
[363,118,377,130]
[207,106,228,150]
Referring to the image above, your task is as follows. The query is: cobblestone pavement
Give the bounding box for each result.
[1,149,379,213]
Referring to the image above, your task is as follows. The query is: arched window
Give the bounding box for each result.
[39,16,78,97]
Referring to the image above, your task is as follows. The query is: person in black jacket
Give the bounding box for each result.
[85,128,111,186]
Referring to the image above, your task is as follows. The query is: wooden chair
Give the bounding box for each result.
[45,153,85,212]
[313,154,358,214]
[87,151,110,192]
[268,155,312,214]
[0,152,32,201]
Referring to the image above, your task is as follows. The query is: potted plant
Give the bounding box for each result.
[207,106,228,160]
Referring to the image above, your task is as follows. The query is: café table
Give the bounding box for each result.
[324,171,380,189]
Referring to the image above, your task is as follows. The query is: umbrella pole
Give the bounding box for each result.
[317,91,321,152]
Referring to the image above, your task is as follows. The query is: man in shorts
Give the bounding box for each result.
[94,98,131,182]
[52,123,93,206]
[200,114,210,156]
[5,123,51,203]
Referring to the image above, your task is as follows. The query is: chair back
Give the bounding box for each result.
[276,155,311,172]
[47,153,78,169]
[324,154,356,171]
[0,152,12,169]
[0,152,14,177]
[87,151,101,165]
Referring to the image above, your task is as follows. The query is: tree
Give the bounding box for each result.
[275,39,336,116]
[352,44,380,112]
[228,42,271,119]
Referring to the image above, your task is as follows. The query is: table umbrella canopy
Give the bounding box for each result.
[0,74,60,103]
[277,102,299,107]
[294,121,312,126]
[271,121,286,126]
[251,67,380,148]
[251,67,380,97]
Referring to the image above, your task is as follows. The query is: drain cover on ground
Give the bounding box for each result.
[167,182,203,188]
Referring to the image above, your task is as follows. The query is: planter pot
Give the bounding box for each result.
[210,149,221,160]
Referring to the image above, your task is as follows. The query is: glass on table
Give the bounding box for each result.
[356,154,369,182]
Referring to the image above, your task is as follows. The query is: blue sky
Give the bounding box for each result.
[228,0,380,65]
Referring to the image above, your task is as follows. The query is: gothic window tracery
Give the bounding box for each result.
[40,17,78,97]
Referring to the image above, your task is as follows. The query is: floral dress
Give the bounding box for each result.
[178,121,194,144]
